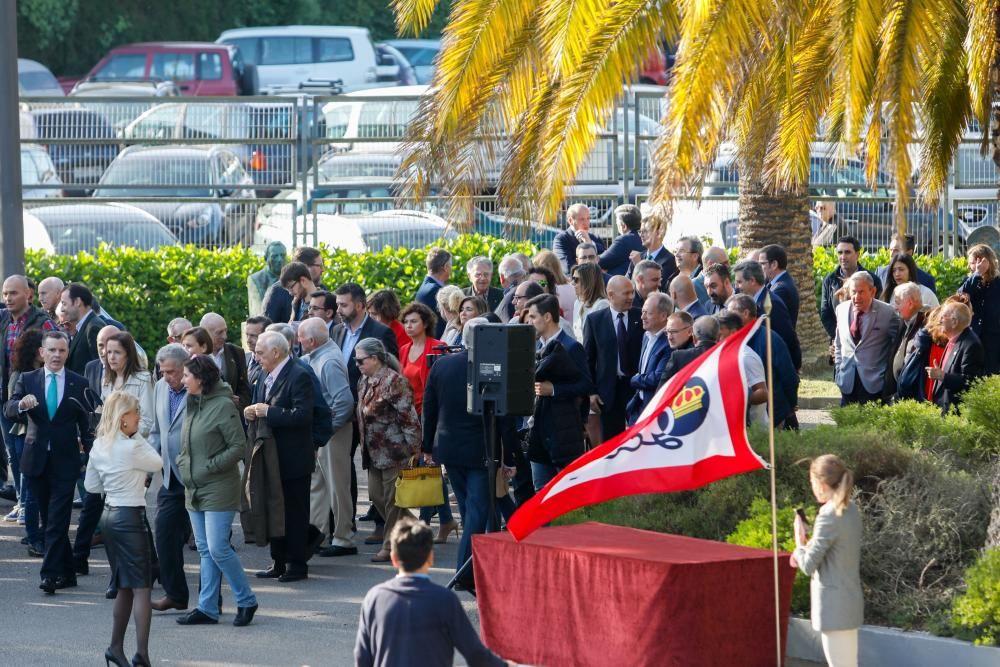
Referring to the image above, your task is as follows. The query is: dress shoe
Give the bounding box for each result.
[435,520,460,544]
[28,544,44,558]
[370,550,391,563]
[72,498,84,509]
[39,578,56,595]
[20,536,29,545]
[318,544,358,557]
[255,564,286,579]
[176,609,218,625]
[104,648,128,667]
[357,507,377,522]
[54,576,77,589]
[131,653,151,667]
[74,558,89,576]
[364,531,384,545]
[233,603,258,627]
[106,584,118,599]
[151,597,188,612]
[277,569,307,583]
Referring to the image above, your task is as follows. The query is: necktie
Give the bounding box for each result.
[616,312,628,374]
[46,372,58,419]
[264,374,274,400]
[849,309,863,343]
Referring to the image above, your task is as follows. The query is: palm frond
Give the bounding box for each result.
[538,0,611,81]
[392,0,442,36]
[825,0,885,150]
[966,0,1000,156]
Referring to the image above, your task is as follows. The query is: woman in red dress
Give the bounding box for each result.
[399,303,459,543]
[367,288,409,353]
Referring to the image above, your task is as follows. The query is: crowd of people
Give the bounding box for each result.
[0,201,989,666]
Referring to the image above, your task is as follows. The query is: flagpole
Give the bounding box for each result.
[763,292,782,667]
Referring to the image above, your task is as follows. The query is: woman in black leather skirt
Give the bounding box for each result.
[85,391,162,667]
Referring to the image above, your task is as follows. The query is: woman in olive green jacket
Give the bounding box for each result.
[175,355,258,628]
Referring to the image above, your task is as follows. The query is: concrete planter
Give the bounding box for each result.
[786,617,1000,666]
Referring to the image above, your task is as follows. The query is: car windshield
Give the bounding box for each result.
[19,70,61,94]
[362,226,455,252]
[95,156,212,197]
[393,47,437,66]
[46,220,177,254]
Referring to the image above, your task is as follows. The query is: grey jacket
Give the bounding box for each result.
[147,378,186,488]
[793,501,864,632]
[834,299,901,395]
[301,339,354,434]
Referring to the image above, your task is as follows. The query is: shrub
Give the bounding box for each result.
[951,548,1000,646]
[859,459,991,629]
[831,400,987,459]
[958,377,1000,456]
[725,498,811,614]
[23,235,537,356]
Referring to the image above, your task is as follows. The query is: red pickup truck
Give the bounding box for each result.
[77,42,257,96]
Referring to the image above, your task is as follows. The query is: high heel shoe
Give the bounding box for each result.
[131,652,151,667]
[434,520,460,544]
[104,648,128,667]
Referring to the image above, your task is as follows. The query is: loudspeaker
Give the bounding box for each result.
[466,323,536,416]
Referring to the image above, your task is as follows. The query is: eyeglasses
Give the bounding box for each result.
[307,305,329,312]
[666,326,691,335]
[310,262,324,270]
[512,294,528,301]
[354,355,370,365]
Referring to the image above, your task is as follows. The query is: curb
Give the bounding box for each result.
[787,617,1000,666]
[798,397,838,410]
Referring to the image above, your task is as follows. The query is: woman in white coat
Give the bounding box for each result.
[791,455,863,667]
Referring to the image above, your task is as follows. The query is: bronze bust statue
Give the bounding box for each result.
[248,241,287,317]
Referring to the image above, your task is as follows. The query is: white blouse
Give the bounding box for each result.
[573,298,610,341]
[84,431,162,507]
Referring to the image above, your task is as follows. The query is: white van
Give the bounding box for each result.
[216,26,377,93]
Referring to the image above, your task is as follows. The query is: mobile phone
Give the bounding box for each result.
[795,508,808,523]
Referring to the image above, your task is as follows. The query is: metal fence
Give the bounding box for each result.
[17,90,1000,256]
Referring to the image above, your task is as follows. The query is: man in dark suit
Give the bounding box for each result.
[630,259,662,310]
[200,312,252,412]
[928,302,984,414]
[245,331,315,583]
[552,203,606,274]
[875,233,936,293]
[733,261,802,371]
[59,283,108,375]
[584,275,643,441]
[758,244,801,327]
[669,274,708,320]
[461,256,504,311]
[598,204,645,277]
[659,315,719,386]
[414,248,453,338]
[628,217,677,280]
[5,331,95,594]
[626,293,673,424]
[332,283,398,537]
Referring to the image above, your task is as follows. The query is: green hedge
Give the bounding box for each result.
[24,235,537,355]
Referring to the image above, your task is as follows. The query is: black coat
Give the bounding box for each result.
[262,283,292,325]
[658,341,706,387]
[5,368,95,480]
[932,328,984,413]
[755,288,801,370]
[255,359,315,480]
[221,342,252,412]
[462,285,504,312]
[583,307,643,406]
[421,351,516,469]
[770,272,801,327]
[552,229,607,274]
[332,316,399,403]
[66,311,107,375]
[528,340,587,467]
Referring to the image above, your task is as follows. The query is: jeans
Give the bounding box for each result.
[13,435,41,546]
[188,510,256,619]
[530,462,560,492]
[418,477,454,525]
[445,465,489,573]
[1,413,20,497]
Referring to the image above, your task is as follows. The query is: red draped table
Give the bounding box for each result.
[472,522,796,667]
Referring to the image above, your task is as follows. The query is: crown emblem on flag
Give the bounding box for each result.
[671,385,705,419]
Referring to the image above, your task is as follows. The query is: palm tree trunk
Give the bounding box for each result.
[737,174,829,371]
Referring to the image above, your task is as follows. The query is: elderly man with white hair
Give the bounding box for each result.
[462,256,504,311]
[926,301,984,413]
[494,255,528,323]
[36,276,65,319]
[245,330,316,583]
[166,318,192,345]
[199,312,251,411]
[553,203,606,273]
[297,317,357,557]
[889,282,927,384]
[834,272,901,405]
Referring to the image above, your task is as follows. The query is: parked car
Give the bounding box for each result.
[28,203,178,254]
[21,210,57,254]
[68,80,181,132]
[122,101,296,196]
[17,58,64,96]
[21,144,63,199]
[383,39,439,84]
[255,207,456,253]
[81,42,257,96]
[28,108,119,195]
[375,43,417,86]
[217,26,378,93]
[92,145,256,246]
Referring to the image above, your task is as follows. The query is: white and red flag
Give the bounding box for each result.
[507,319,768,541]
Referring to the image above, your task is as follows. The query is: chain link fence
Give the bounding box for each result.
[17,90,1000,257]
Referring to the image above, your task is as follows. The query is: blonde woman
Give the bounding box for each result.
[435,285,465,346]
[959,243,1000,373]
[791,455,863,667]
[85,391,162,667]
